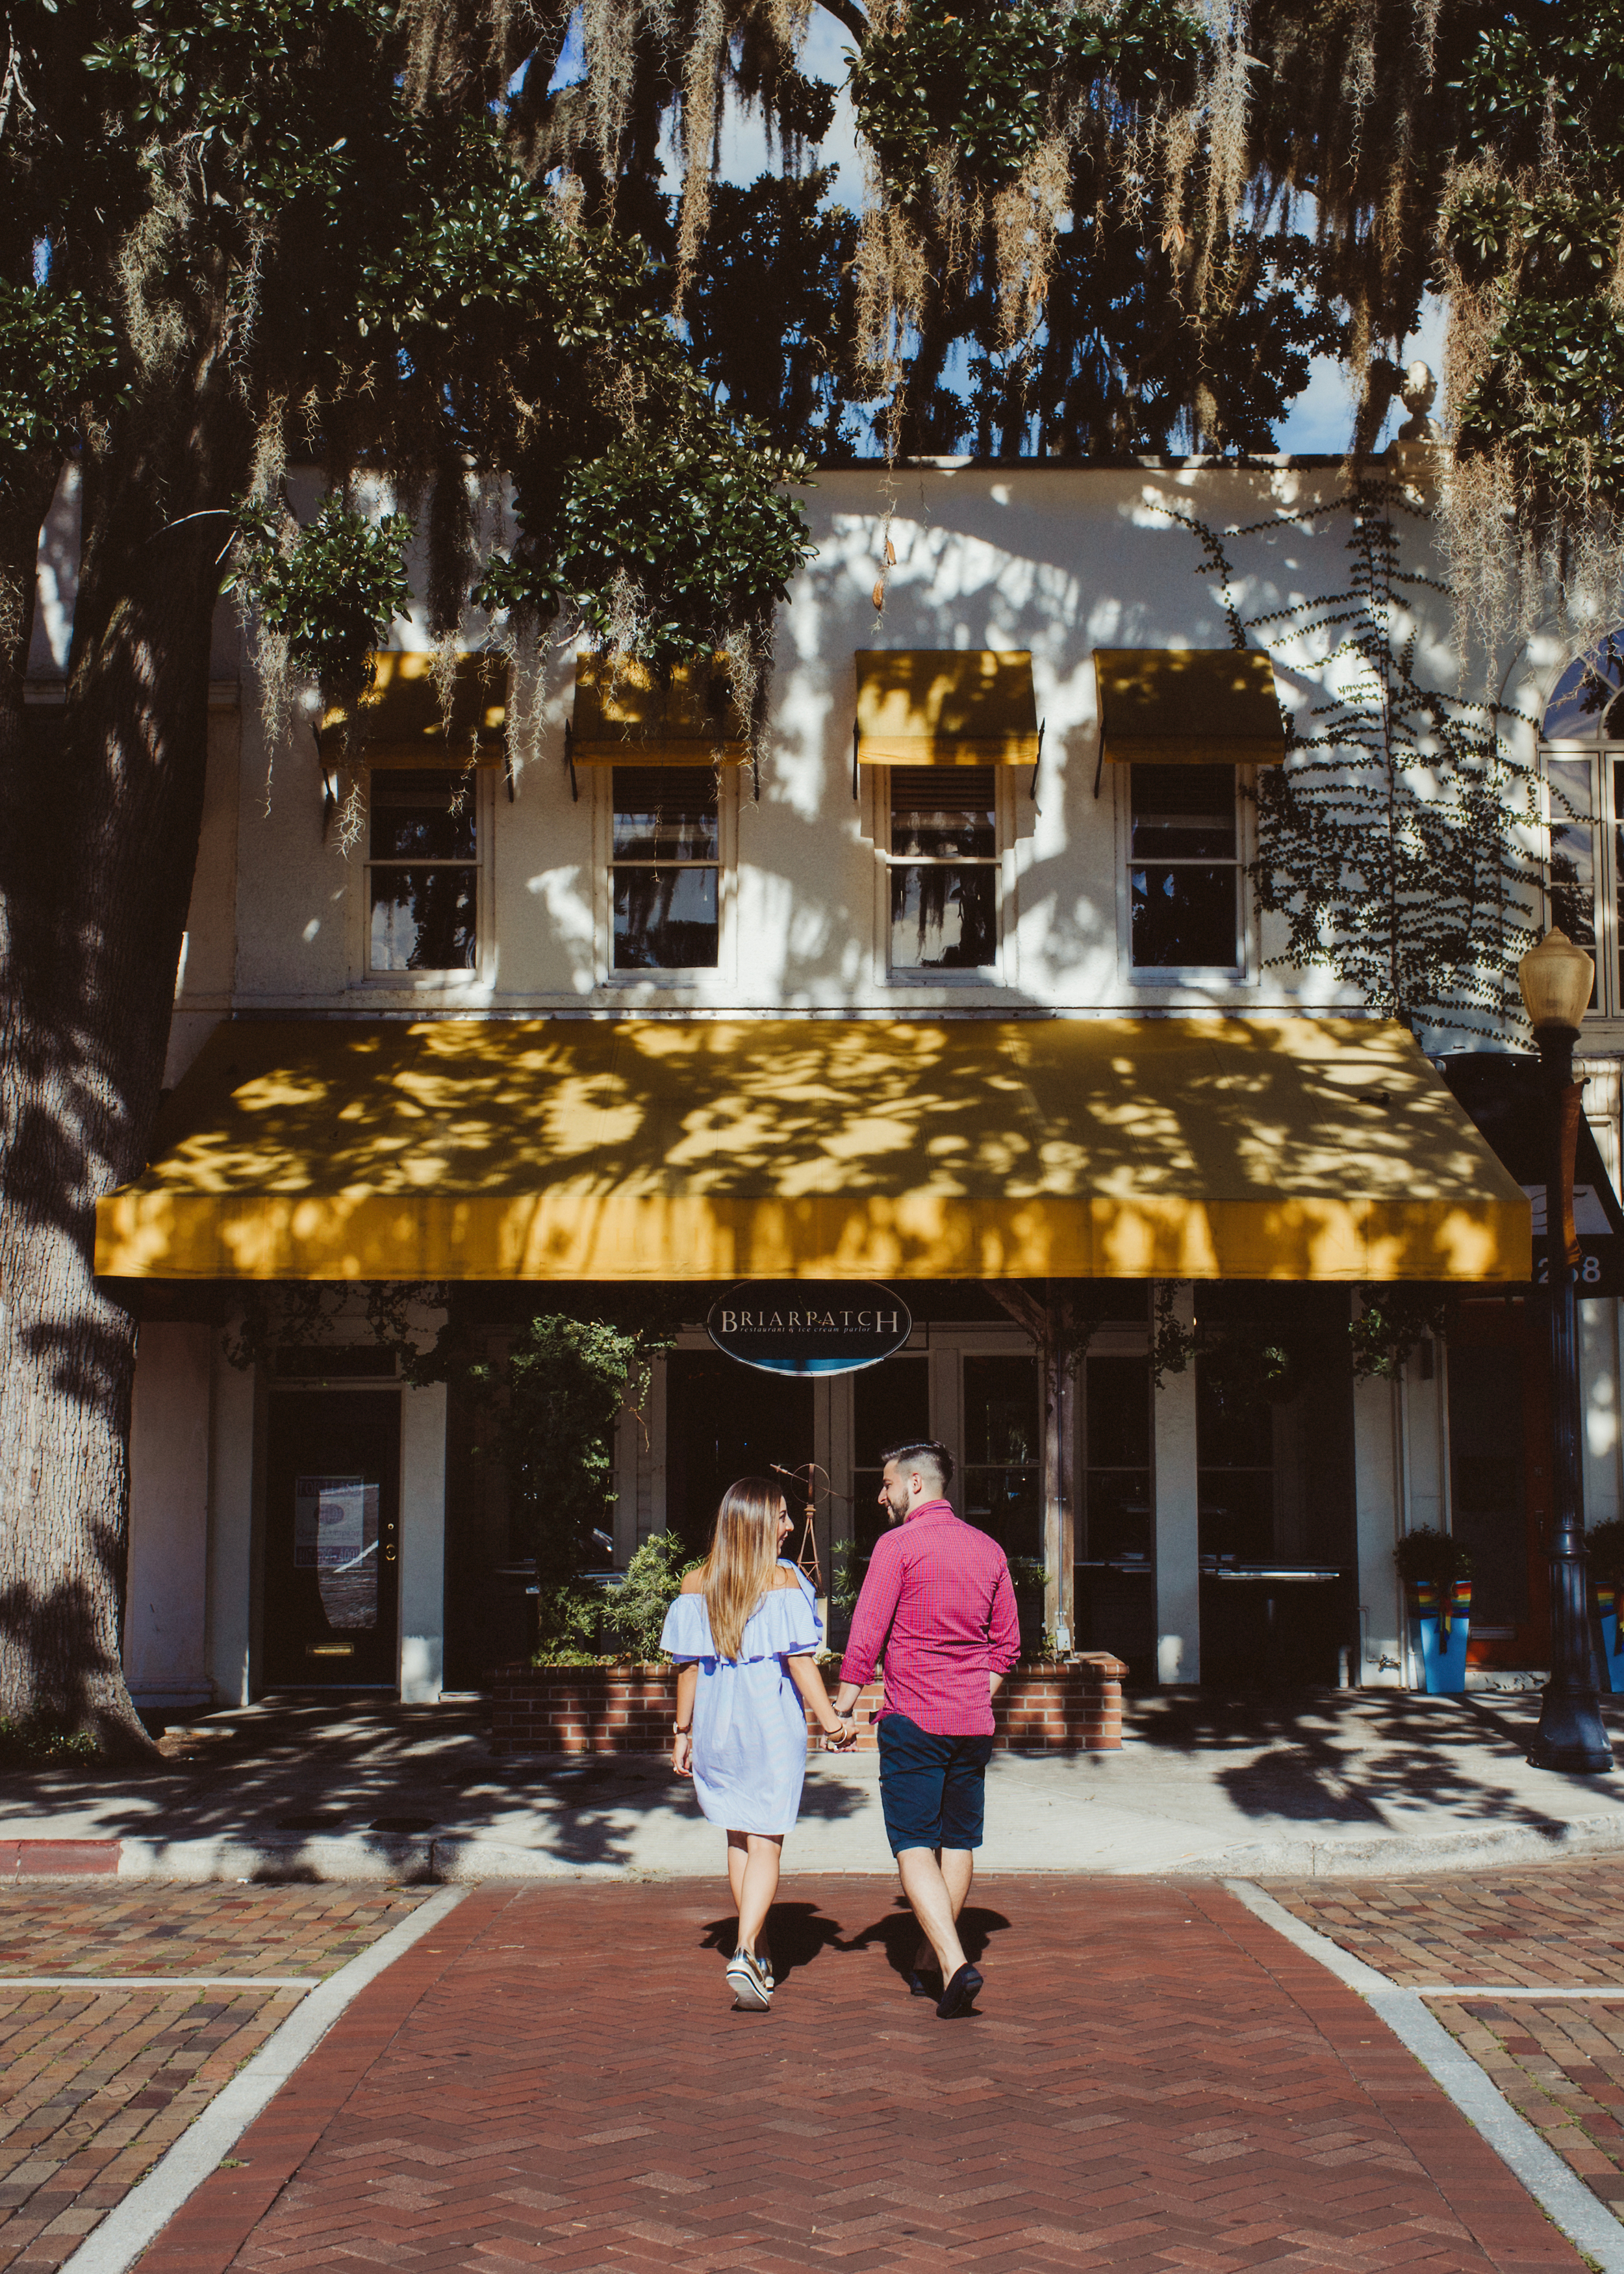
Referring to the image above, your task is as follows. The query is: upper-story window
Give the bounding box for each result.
[1543,635,1624,1017]
[366,769,478,972]
[888,766,998,973]
[612,765,720,969]
[1128,762,1241,971]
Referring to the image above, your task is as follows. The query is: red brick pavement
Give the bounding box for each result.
[1273,1864,1624,2220]
[0,1887,422,2271]
[140,1879,1580,2274]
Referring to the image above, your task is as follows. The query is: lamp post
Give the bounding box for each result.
[1517,926,1614,1773]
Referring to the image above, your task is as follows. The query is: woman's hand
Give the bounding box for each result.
[672,1731,693,1778]
[824,1719,857,1752]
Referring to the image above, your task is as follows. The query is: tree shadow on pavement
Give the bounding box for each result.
[1129,1689,1624,1832]
[0,1699,867,1877]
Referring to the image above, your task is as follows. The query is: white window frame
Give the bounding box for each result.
[594,763,739,991]
[1115,761,1257,988]
[874,763,1012,990]
[1542,738,1624,1030]
[351,766,496,992]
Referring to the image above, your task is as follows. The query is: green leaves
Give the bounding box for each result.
[0,279,122,471]
[1445,0,1624,522]
[851,0,1206,203]
[229,496,412,702]
[481,429,814,669]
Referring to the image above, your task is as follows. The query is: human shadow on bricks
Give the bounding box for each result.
[697,1900,846,1982]
[841,1897,1013,1986]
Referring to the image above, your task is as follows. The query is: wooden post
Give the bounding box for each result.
[987,1281,1085,1653]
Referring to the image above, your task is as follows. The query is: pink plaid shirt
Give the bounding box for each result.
[839,1500,1021,1737]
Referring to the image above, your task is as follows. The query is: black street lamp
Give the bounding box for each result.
[1517,926,1614,1774]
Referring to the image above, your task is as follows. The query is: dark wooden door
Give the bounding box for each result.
[263,1391,401,1687]
[1450,1302,1551,1667]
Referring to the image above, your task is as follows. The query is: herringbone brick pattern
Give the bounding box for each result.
[0,1887,422,2271]
[1276,1865,1624,2218]
[0,1885,422,1980]
[146,1880,1579,2273]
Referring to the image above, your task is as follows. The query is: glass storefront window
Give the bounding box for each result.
[852,1355,930,1579]
[1196,1360,1275,1562]
[1084,1356,1151,1562]
[962,1353,1041,1565]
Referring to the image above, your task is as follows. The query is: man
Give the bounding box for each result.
[833,1440,1021,2018]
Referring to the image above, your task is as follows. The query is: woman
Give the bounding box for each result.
[662,1477,854,2011]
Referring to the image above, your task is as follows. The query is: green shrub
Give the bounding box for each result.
[1393,1527,1475,1587]
[529,1580,607,1667]
[603,1533,698,1663]
[0,1718,103,1769]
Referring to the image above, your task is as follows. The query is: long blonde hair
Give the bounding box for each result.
[702,1477,784,1662]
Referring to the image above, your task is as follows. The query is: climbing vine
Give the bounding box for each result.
[1165,489,1543,1040]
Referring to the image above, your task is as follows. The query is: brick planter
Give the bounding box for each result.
[489,1655,1126,1756]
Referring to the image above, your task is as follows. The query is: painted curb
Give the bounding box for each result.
[56,1884,467,2274]
[1227,1877,1624,2274]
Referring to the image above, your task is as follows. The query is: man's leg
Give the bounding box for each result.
[912,1846,973,1973]
[896,1846,969,1979]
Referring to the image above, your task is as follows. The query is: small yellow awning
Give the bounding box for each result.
[318,652,507,768]
[1095,648,1285,766]
[570,654,748,766]
[97,1017,1529,1286]
[856,652,1039,765]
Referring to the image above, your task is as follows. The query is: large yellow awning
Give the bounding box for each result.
[856,652,1039,765]
[97,1017,1529,1285]
[1095,648,1285,766]
[570,654,748,765]
[318,652,507,768]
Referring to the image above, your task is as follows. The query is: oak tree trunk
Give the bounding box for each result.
[0,353,249,1749]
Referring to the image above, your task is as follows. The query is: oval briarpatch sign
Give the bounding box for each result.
[705,1282,913,1377]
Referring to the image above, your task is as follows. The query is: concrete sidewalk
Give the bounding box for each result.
[8,1689,1624,1880]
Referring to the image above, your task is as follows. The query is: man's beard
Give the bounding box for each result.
[883,1490,909,1523]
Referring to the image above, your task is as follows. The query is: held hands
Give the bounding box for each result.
[823,1716,858,1752]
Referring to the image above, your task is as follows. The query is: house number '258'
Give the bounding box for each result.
[1534,1255,1605,1284]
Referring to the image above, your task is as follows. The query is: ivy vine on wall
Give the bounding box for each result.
[1163,485,1543,1041]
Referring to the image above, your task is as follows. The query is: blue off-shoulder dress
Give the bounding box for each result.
[660,1565,822,1836]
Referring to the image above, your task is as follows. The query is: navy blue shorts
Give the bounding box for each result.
[877,1713,995,1856]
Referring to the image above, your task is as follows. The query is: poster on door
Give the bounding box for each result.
[294,1476,367,1568]
[294,1474,381,1631]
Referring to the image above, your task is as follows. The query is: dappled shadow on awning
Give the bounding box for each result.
[96,1016,1529,1284]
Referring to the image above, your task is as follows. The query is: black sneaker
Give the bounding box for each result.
[936,1963,982,2018]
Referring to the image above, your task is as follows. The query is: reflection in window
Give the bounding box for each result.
[1542,636,1624,741]
[1196,1360,1275,1563]
[1084,1357,1152,1563]
[368,769,477,971]
[613,766,719,969]
[1547,757,1600,1008]
[963,1354,1041,1565]
[889,767,997,971]
[851,1355,931,1583]
[1129,763,1239,969]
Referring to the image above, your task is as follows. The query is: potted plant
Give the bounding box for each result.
[1586,1520,1624,1694]
[1394,1527,1474,1694]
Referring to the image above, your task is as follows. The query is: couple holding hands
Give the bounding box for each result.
[661,1439,1021,2019]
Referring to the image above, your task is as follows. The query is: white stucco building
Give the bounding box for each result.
[36,453,1624,1709]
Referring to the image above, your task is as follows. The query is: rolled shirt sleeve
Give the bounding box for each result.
[987,1560,1021,1675]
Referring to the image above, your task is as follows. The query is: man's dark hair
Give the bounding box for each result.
[881,1439,954,1490]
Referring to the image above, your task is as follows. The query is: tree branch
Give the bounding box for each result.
[813,0,869,45]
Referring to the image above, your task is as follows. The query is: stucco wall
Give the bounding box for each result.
[207,459,1493,1025]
